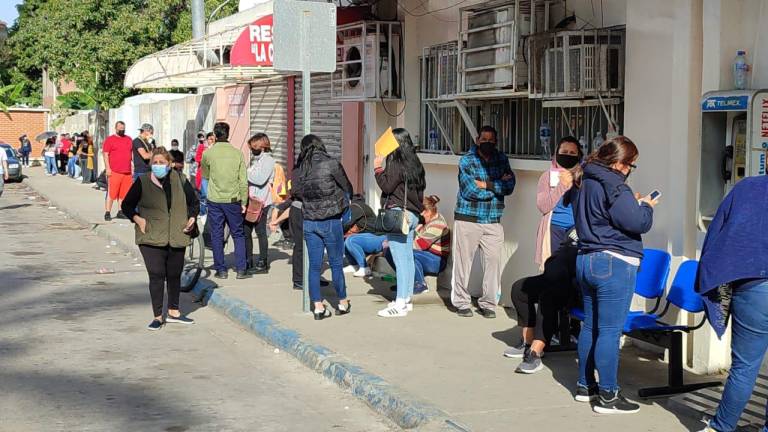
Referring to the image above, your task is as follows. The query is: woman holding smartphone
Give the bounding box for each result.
[122,148,200,330]
[573,136,658,414]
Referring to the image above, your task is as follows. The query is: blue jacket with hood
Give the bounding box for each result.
[574,163,654,258]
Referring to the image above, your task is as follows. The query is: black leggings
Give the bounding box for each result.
[511,245,577,344]
[139,244,186,317]
[244,205,271,267]
[290,206,303,286]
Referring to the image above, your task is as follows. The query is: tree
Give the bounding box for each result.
[6,0,237,108]
[0,82,25,117]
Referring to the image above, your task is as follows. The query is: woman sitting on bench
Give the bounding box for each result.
[386,195,451,296]
[343,194,386,278]
[507,230,580,374]
[504,136,583,373]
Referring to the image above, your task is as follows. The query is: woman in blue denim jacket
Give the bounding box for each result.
[573,136,658,414]
[697,173,768,432]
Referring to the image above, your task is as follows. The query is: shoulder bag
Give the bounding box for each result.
[373,174,410,235]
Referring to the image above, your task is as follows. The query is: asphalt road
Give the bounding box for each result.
[0,181,395,432]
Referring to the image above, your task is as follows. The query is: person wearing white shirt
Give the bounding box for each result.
[0,147,9,198]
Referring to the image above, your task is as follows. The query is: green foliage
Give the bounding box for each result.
[0,82,26,117]
[56,90,98,110]
[4,0,238,109]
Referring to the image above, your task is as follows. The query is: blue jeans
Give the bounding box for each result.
[304,217,346,303]
[45,156,57,175]
[207,201,247,273]
[67,156,78,177]
[386,209,419,302]
[576,251,638,392]
[386,249,446,291]
[345,233,386,268]
[200,178,209,216]
[710,280,768,432]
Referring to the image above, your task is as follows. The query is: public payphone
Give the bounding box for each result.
[697,90,768,231]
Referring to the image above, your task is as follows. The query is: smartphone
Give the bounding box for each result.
[649,190,661,200]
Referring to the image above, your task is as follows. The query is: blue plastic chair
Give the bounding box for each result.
[623,260,721,398]
[570,248,671,321]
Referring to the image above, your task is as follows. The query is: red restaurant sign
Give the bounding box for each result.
[231,15,274,67]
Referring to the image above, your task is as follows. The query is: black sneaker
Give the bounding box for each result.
[249,260,269,275]
[104,212,112,222]
[320,278,330,287]
[214,270,228,279]
[147,319,163,331]
[516,350,544,374]
[293,283,303,290]
[593,389,640,414]
[575,385,599,403]
[478,308,496,319]
[456,308,473,317]
[236,270,251,279]
[116,211,127,219]
[166,315,195,325]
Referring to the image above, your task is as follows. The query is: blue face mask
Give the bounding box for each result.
[151,164,170,179]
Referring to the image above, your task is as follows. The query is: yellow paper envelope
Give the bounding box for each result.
[375,127,399,157]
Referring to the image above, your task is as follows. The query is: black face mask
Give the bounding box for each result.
[556,154,580,169]
[116,130,125,137]
[478,141,496,157]
[251,148,262,156]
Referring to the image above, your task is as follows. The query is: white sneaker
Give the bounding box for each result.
[387,300,413,312]
[353,267,371,278]
[378,303,408,318]
[343,265,357,274]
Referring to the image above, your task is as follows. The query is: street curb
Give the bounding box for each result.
[189,281,468,432]
[23,177,469,431]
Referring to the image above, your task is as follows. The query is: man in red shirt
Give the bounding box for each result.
[59,134,72,174]
[102,121,133,221]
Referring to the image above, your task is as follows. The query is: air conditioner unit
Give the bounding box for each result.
[333,21,403,101]
[458,0,557,94]
[529,27,625,99]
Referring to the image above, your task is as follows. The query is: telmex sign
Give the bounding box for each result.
[231,15,275,67]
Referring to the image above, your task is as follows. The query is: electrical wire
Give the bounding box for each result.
[397,0,472,18]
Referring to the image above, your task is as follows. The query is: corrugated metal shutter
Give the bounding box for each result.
[250,79,289,169]
[294,74,343,162]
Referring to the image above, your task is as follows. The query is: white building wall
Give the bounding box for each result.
[362,0,768,372]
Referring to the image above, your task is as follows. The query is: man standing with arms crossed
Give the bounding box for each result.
[132,123,155,182]
[201,122,250,280]
[102,121,133,221]
[451,125,515,319]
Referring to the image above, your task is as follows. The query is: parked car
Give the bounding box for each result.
[0,143,23,181]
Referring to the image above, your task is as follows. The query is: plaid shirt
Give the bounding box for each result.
[455,145,515,224]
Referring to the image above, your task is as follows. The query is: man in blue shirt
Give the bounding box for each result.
[451,125,515,318]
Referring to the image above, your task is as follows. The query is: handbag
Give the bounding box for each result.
[245,196,265,223]
[373,174,410,235]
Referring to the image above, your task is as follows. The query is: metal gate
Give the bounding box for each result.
[250,79,289,169]
[294,74,343,162]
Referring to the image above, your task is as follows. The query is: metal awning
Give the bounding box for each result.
[124,24,281,89]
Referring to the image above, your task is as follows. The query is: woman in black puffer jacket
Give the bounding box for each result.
[292,135,354,320]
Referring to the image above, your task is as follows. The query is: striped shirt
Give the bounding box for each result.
[414,214,451,257]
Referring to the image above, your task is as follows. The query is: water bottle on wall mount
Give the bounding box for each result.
[428,128,438,151]
[539,120,551,159]
[578,136,588,155]
[592,131,604,152]
[733,50,748,90]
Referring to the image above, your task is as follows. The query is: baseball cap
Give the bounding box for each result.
[139,123,154,132]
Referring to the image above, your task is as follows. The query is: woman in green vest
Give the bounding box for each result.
[122,148,200,331]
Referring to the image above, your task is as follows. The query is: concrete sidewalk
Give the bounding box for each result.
[22,167,718,432]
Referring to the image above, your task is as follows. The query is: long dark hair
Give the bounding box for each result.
[386,128,426,191]
[295,134,327,172]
